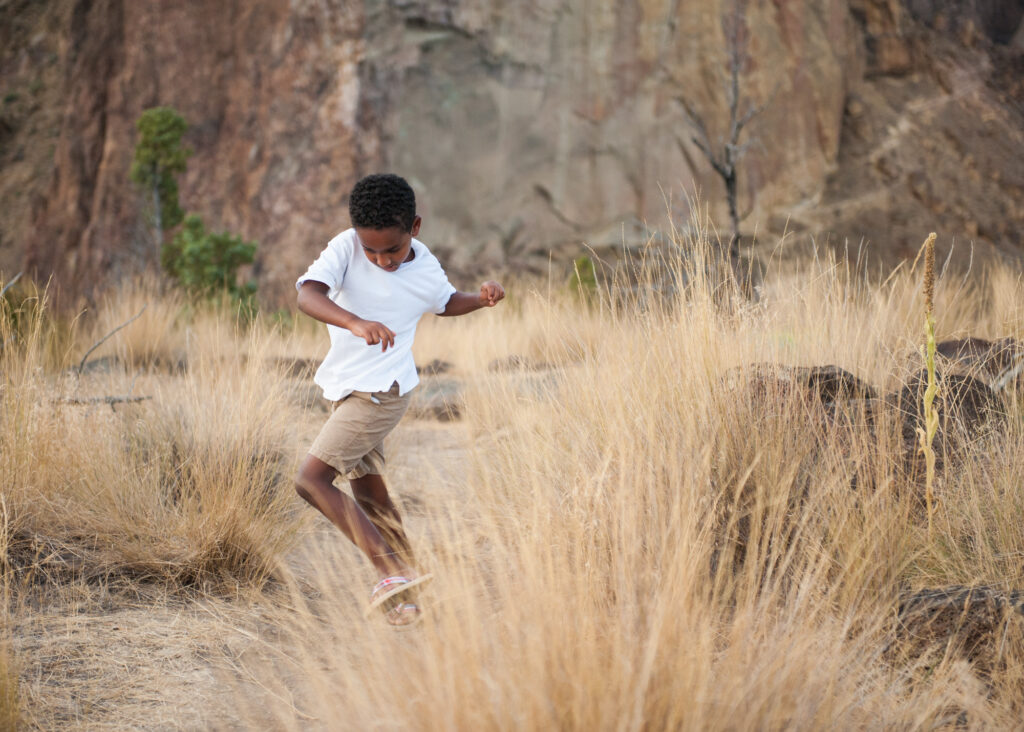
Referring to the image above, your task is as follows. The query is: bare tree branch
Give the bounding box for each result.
[737,79,780,139]
[676,0,770,300]
[77,304,148,375]
[1,271,23,299]
[55,395,153,412]
[676,97,715,153]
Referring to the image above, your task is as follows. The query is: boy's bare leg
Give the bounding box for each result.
[295,455,413,579]
[350,473,416,568]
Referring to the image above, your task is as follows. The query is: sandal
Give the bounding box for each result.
[366,574,433,626]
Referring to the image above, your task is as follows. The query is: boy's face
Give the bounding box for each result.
[355,216,422,272]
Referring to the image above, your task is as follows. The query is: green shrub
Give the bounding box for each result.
[130,107,191,240]
[131,107,258,312]
[162,214,258,311]
[568,254,598,300]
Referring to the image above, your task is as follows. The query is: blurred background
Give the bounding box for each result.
[1,0,1022,306]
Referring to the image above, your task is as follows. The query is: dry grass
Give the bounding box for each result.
[1,287,307,592]
[1,279,318,727]
[242,229,1024,730]
[82,274,189,372]
[3,224,1024,728]
[0,642,18,730]
[0,487,20,731]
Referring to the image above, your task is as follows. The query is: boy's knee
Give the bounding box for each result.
[295,457,338,501]
[294,479,313,503]
[294,465,322,502]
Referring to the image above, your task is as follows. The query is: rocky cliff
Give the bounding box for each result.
[1,0,1022,305]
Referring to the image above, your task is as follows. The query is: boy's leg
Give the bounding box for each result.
[350,473,416,567]
[295,454,412,578]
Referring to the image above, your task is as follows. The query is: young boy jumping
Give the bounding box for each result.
[294,173,504,626]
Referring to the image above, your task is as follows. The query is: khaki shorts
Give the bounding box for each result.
[308,382,412,479]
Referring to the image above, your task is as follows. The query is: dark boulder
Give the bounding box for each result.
[881,369,1006,486]
[886,369,1004,446]
[801,365,878,402]
[895,585,1024,672]
[416,358,453,376]
[723,363,877,411]
[934,336,1022,387]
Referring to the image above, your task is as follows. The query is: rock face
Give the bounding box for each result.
[1,0,1022,305]
[813,0,1024,265]
[4,0,367,304]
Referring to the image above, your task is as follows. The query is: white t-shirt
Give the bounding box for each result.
[296,228,456,401]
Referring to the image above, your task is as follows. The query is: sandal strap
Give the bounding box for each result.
[372,575,411,596]
[384,601,421,626]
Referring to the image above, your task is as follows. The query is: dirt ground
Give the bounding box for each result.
[11,405,472,729]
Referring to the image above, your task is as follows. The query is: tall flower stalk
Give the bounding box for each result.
[917,233,939,539]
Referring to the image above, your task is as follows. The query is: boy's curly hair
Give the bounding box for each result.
[349,174,417,232]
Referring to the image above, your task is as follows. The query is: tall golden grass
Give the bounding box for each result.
[239,227,1023,729]
[0,486,20,730]
[0,283,306,591]
[2,219,1023,727]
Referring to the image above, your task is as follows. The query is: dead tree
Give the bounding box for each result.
[677,0,770,292]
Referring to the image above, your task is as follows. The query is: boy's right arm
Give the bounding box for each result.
[297,281,396,351]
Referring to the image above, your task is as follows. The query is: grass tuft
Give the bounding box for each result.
[1,290,305,593]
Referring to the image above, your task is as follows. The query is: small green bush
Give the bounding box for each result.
[130,107,191,238]
[131,107,258,313]
[568,254,598,301]
[162,214,258,311]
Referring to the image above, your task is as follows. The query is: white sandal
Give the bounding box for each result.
[366,574,433,626]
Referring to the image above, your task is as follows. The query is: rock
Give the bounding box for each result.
[719,362,883,499]
[886,369,1004,447]
[936,336,1002,374]
[723,363,876,408]
[800,364,878,402]
[415,358,452,376]
[881,369,1005,486]
[287,381,329,413]
[16,0,366,306]
[488,355,550,373]
[75,353,188,375]
[268,356,319,379]
[904,1,1024,45]
[407,378,461,421]
[934,337,1023,389]
[895,586,1024,671]
[849,0,914,75]
[76,355,120,375]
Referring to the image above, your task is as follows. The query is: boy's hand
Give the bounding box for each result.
[479,281,505,307]
[350,319,396,352]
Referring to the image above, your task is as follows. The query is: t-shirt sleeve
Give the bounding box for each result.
[296,233,352,293]
[431,267,457,314]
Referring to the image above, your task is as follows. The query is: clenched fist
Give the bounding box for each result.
[478,281,505,307]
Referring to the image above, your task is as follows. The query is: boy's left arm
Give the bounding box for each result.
[439,281,505,316]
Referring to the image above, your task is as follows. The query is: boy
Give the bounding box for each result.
[294,173,504,626]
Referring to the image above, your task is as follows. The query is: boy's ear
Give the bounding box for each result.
[410,215,422,237]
